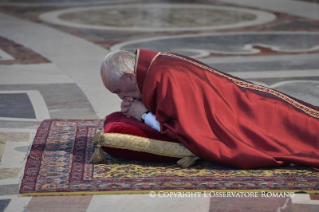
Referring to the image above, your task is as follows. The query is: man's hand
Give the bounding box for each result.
[121,98,148,121]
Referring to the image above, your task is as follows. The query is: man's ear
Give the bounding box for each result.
[124,72,137,83]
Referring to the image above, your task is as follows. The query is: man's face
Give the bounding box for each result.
[102,71,142,100]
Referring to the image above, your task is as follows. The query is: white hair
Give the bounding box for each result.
[100,50,136,86]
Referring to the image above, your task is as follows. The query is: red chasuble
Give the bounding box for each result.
[134,49,319,170]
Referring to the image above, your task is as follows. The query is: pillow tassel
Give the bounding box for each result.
[93,129,102,145]
[89,144,106,164]
[93,117,105,145]
[177,156,200,168]
[90,127,107,164]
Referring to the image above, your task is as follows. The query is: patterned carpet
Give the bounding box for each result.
[20,119,319,196]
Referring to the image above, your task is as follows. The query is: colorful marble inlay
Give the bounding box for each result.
[59,6,256,28]
[40,4,276,31]
[111,32,319,58]
[0,35,50,65]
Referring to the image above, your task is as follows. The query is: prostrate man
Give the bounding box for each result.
[100,49,319,170]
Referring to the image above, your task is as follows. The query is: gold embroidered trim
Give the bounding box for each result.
[147,52,161,75]
[99,133,195,158]
[134,49,142,97]
[161,53,319,119]
[134,49,140,75]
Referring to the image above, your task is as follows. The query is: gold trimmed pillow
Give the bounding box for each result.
[90,112,200,168]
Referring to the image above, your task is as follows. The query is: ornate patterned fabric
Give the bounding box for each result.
[20,119,319,196]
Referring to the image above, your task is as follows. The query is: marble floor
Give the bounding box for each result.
[0,0,319,211]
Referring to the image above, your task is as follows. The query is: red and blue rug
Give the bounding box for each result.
[20,119,319,196]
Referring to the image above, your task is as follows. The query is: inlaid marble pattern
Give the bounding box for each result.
[0,184,19,196]
[59,6,256,28]
[0,199,10,212]
[26,196,93,212]
[0,132,29,142]
[219,0,319,20]
[271,81,319,106]
[111,32,319,57]
[200,54,319,73]
[210,196,319,212]
[0,49,14,61]
[0,142,29,169]
[292,194,319,205]
[0,84,98,120]
[0,93,36,119]
[269,19,319,31]
[0,168,21,180]
[40,4,276,31]
[0,132,29,163]
[0,91,49,122]
[0,35,50,65]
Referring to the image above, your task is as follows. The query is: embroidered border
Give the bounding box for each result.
[161,53,319,119]
[134,49,143,97]
[147,52,161,74]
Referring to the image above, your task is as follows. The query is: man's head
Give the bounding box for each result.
[100,50,141,100]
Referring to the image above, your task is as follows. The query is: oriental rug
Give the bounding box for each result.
[20,119,319,196]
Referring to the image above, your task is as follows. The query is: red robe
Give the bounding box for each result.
[135,49,319,170]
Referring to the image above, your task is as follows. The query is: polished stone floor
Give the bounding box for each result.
[0,0,319,211]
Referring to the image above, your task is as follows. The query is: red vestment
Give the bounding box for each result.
[135,49,319,170]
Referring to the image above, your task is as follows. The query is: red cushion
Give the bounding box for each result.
[101,112,181,163]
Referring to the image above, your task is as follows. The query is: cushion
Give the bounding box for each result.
[92,112,196,164]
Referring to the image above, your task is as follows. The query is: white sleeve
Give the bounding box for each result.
[144,112,161,132]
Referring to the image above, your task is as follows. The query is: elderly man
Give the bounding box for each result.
[100,49,319,170]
